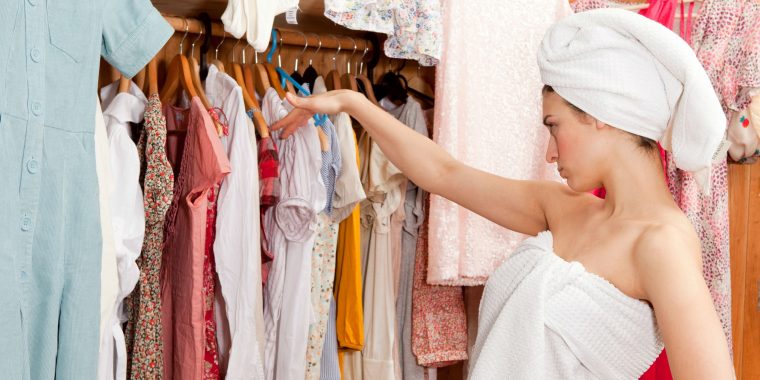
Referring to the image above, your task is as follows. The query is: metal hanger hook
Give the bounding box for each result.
[231,38,241,63]
[346,37,357,74]
[358,42,369,75]
[276,29,285,68]
[328,34,341,71]
[191,24,204,59]
[215,33,226,60]
[307,33,322,67]
[294,31,308,73]
[179,18,190,54]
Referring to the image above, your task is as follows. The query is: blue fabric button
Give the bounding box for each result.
[27,159,39,174]
[21,216,32,231]
[31,101,42,116]
[30,48,41,63]
[20,271,28,280]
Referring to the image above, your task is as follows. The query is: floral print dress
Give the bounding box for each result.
[125,93,174,379]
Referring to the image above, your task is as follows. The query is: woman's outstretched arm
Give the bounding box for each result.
[272,90,568,236]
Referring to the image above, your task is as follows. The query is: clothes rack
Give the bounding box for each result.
[162,15,375,52]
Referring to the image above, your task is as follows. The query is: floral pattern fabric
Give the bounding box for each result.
[125,93,174,380]
[305,213,341,379]
[691,0,760,113]
[411,196,468,367]
[325,0,442,66]
[203,185,221,379]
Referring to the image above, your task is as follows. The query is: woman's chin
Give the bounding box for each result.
[565,177,596,193]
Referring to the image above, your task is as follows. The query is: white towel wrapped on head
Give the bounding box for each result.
[537,8,727,193]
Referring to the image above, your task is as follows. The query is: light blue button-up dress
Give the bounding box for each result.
[0,1,172,378]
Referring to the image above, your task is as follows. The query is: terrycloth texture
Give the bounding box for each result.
[537,8,727,193]
[469,231,664,379]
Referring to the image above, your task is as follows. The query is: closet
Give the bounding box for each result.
[94,1,759,379]
[729,163,760,380]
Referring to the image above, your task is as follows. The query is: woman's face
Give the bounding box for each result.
[542,91,607,192]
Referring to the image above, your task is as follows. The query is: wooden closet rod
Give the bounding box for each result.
[163,15,374,52]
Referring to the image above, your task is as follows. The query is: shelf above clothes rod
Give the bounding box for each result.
[162,15,375,52]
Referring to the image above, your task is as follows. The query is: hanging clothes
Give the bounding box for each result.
[330,117,367,376]
[262,88,326,380]
[427,0,569,286]
[379,96,439,379]
[324,0,443,65]
[161,97,231,380]
[98,81,148,380]
[691,0,760,114]
[320,296,342,380]
[124,93,175,380]
[95,99,120,379]
[257,108,281,285]
[202,65,266,379]
[675,0,760,351]
[305,79,344,379]
[221,0,297,52]
[352,128,407,380]
[0,0,171,377]
[412,197,468,368]
[639,0,677,29]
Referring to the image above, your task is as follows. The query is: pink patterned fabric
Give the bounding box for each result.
[411,196,468,367]
[691,0,760,113]
[161,98,231,380]
[570,0,610,13]
[666,155,732,351]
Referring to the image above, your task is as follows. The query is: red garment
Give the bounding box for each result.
[202,177,222,380]
[411,196,468,367]
[640,351,673,379]
[639,0,677,29]
[161,98,231,380]
[257,136,280,284]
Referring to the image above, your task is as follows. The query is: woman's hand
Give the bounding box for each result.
[271,90,359,138]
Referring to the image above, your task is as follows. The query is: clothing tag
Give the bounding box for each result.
[713,134,732,163]
[286,7,298,24]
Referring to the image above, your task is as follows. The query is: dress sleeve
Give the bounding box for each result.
[101,0,173,77]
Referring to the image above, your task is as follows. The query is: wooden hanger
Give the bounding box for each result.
[231,39,260,110]
[325,34,342,91]
[232,40,270,138]
[263,33,287,99]
[408,62,434,100]
[160,19,198,104]
[118,74,132,94]
[251,48,272,98]
[148,56,159,95]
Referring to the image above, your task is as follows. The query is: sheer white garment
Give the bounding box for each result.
[427,0,569,285]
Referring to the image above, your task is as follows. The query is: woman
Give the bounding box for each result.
[272,9,735,379]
